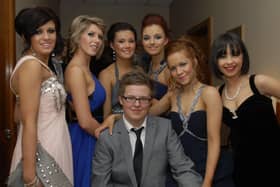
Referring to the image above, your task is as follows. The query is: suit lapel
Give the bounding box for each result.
[116,118,138,186]
[141,116,157,184]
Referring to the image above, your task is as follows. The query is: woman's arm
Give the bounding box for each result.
[65,66,100,136]
[99,68,113,118]
[202,86,222,187]
[17,60,43,184]
[149,90,172,115]
[255,74,280,99]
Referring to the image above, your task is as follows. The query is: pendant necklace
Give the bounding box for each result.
[224,81,243,119]
[231,110,238,119]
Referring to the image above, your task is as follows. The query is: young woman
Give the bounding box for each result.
[99,22,139,117]
[150,37,235,187]
[210,32,280,187]
[8,7,73,186]
[140,13,170,100]
[64,15,106,187]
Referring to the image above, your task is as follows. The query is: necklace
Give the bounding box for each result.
[148,60,167,81]
[231,110,238,119]
[224,83,242,101]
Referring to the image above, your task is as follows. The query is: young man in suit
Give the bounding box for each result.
[92,70,202,187]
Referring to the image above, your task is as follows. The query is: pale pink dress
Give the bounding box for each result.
[9,55,73,185]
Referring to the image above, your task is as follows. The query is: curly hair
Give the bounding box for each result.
[165,35,209,84]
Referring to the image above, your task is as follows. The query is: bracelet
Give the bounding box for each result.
[24,175,39,187]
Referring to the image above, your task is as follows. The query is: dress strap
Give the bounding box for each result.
[249,74,260,95]
[10,55,53,96]
[218,84,225,96]
[148,60,167,81]
[114,63,120,80]
[177,84,207,141]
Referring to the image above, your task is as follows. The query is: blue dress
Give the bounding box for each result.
[151,80,168,100]
[67,75,106,187]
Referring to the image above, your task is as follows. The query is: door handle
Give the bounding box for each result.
[4,128,12,140]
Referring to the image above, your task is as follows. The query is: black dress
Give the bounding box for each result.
[219,74,280,187]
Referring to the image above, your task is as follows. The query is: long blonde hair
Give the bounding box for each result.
[69,15,106,59]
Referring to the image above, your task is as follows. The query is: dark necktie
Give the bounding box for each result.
[131,127,144,187]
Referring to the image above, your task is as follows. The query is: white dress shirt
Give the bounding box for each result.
[123,116,147,157]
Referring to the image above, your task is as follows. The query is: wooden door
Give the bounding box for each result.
[0,0,16,186]
[186,16,213,85]
[227,25,245,41]
[276,102,280,124]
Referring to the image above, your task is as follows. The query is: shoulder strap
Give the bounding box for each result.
[249,74,260,95]
[114,63,120,80]
[177,85,207,141]
[218,84,225,96]
[10,55,53,95]
[177,84,205,115]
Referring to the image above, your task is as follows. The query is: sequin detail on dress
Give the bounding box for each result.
[41,76,66,112]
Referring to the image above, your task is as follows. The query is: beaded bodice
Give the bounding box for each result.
[40,76,66,112]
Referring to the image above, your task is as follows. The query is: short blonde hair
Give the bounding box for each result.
[69,15,105,59]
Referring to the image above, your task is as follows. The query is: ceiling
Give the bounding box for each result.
[85,0,174,7]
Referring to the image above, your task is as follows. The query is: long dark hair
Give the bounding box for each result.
[15,6,64,55]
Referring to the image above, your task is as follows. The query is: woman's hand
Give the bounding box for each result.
[95,114,121,138]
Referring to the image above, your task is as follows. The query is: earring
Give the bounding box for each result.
[31,47,37,57]
[112,50,116,62]
[51,52,56,57]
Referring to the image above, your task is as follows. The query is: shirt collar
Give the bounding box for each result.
[123,115,147,132]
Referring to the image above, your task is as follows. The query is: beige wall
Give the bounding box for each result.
[59,0,169,40]
[14,0,169,57]
[15,0,280,82]
[170,0,280,81]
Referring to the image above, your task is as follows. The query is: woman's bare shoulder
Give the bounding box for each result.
[99,64,115,79]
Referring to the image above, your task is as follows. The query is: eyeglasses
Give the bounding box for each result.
[122,95,152,105]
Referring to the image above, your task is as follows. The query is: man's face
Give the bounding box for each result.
[119,85,152,127]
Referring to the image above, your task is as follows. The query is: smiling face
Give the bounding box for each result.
[119,85,152,127]
[111,30,136,60]
[142,24,168,56]
[217,45,243,79]
[167,49,197,86]
[78,23,104,57]
[30,20,56,59]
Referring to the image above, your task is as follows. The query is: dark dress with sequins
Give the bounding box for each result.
[219,75,280,187]
[148,60,168,100]
[166,86,234,187]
